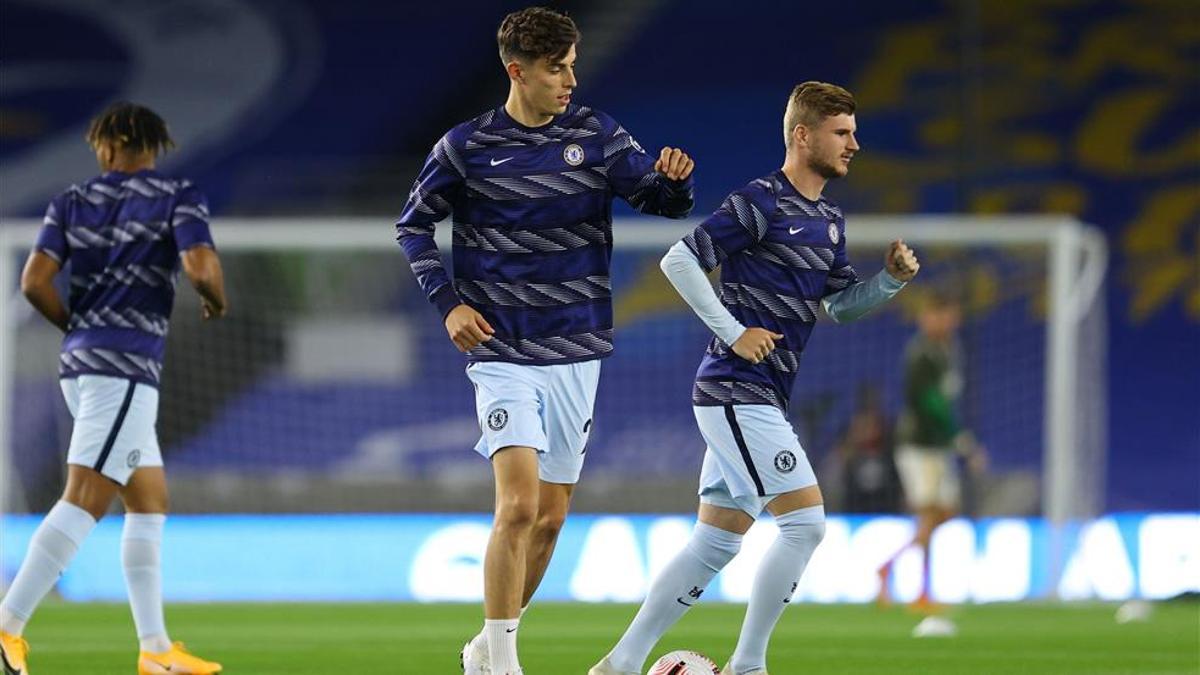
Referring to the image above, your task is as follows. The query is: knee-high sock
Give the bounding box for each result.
[728,505,825,674]
[0,501,97,636]
[123,513,171,653]
[608,522,743,673]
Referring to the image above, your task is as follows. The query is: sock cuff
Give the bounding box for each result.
[688,521,744,570]
[46,500,98,544]
[775,504,826,546]
[484,618,520,629]
[693,521,744,548]
[123,513,166,541]
[776,504,825,526]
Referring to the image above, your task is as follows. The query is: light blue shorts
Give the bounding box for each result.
[61,374,163,485]
[694,404,817,516]
[466,360,600,484]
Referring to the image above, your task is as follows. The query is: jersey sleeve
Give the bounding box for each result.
[680,187,771,273]
[822,225,859,297]
[170,184,215,252]
[395,133,465,319]
[33,195,68,265]
[602,119,693,218]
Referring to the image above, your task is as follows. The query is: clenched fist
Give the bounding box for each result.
[886,239,920,282]
[445,304,494,353]
[654,147,694,182]
[732,327,784,365]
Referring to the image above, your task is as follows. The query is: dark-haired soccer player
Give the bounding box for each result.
[0,102,226,675]
[395,7,694,674]
[592,82,918,675]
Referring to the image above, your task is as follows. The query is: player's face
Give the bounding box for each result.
[805,113,859,179]
[522,44,577,116]
[920,305,961,340]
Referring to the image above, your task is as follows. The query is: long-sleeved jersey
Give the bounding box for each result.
[396,104,693,365]
[34,169,214,387]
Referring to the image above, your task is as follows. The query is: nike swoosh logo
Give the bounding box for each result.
[789,226,805,235]
[505,627,518,633]
[675,597,693,607]
[490,157,514,166]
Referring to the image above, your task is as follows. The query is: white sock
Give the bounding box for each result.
[0,501,97,636]
[608,522,743,673]
[729,505,825,674]
[474,603,527,652]
[485,618,521,674]
[122,513,171,653]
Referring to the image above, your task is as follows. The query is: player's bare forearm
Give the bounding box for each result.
[22,282,69,332]
[20,251,68,332]
[181,246,228,319]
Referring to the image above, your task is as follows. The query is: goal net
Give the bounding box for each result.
[0,216,1106,523]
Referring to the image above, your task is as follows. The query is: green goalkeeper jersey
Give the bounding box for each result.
[897,334,964,449]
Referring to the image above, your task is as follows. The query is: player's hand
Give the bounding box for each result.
[445,304,494,353]
[886,239,920,282]
[967,447,989,475]
[654,147,694,182]
[201,297,226,320]
[955,431,987,474]
[731,327,784,365]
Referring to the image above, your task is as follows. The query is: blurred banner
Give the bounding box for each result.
[3,513,1196,603]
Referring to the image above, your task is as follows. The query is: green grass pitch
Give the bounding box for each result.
[19,600,1199,674]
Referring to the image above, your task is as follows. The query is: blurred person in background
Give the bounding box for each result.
[0,102,226,675]
[837,384,902,515]
[393,7,694,674]
[876,289,987,612]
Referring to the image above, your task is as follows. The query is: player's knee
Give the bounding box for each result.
[534,509,567,537]
[495,496,539,531]
[686,522,744,572]
[776,505,826,549]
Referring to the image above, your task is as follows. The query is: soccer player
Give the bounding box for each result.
[0,102,226,675]
[877,290,986,611]
[394,8,694,675]
[590,82,918,675]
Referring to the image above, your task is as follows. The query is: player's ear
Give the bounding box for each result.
[506,60,524,84]
[792,124,808,148]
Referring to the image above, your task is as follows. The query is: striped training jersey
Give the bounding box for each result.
[683,170,859,410]
[34,169,214,386]
[395,104,694,365]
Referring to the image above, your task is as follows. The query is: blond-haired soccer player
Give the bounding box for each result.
[592,82,919,675]
[394,7,694,674]
[0,102,226,675]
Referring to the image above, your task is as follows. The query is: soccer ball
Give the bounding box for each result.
[648,650,721,675]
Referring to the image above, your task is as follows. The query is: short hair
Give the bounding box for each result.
[86,101,174,156]
[497,6,579,65]
[922,287,962,311]
[783,81,856,146]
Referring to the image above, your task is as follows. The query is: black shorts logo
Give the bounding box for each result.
[774,450,796,473]
[487,408,509,431]
[126,449,141,469]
